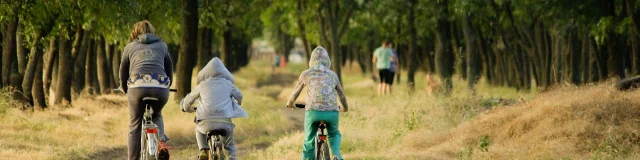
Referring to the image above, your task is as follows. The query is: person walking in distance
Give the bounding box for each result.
[372,40,394,95]
[387,41,399,94]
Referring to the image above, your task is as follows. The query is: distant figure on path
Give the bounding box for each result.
[273,54,281,72]
[425,74,440,96]
[372,40,394,95]
[387,41,399,94]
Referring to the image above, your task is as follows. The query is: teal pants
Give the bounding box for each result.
[303,110,343,160]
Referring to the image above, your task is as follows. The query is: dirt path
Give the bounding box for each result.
[85,72,302,160]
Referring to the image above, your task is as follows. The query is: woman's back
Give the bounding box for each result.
[123,34,171,76]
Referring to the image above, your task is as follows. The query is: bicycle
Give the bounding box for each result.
[205,129,227,160]
[115,88,177,160]
[187,106,227,160]
[292,103,338,160]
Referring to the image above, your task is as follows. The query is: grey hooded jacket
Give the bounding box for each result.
[287,46,349,111]
[180,58,249,120]
[119,34,173,93]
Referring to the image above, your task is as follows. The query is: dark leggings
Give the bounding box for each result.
[127,87,169,160]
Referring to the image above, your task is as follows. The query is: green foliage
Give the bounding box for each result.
[591,17,614,46]
[479,135,490,152]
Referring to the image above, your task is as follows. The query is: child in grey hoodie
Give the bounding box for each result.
[180,57,248,160]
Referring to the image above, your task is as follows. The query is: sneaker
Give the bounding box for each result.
[199,149,209,160]
[158,142,170,160]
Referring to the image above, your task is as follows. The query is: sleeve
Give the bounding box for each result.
[287,72,307,108]
[231,84,243,105]
[180,87,200,112]
[335,75,349,112]
[163,43,174,86]
[372,49,377,62]
[119,46,131,93]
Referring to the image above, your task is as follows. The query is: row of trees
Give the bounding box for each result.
[263,0,640,94]
[0,0,265,108]
[3,0,639,109]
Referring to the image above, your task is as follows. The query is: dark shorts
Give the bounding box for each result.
[389,71,396,85]
[379,69,393,84]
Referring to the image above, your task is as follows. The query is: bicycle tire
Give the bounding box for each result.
[141,129,147,160]
[319,142,331,160]
[209,135,217,160]
[218,137,226,160]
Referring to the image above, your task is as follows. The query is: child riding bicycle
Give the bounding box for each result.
[287,46,349,160]
[180,57,249,160]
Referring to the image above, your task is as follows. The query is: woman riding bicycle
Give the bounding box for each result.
[119,20,173,160]
[287,46,349,160]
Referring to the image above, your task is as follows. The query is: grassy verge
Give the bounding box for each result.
[246,63,640,159]
[0,61,298,160]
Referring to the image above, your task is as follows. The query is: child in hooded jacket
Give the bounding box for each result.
[287,46,349,160]
[180,57,248,160]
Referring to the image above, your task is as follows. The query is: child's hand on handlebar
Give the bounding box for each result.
[339,106,348,112]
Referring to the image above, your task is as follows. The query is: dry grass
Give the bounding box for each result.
[3,61,640,159]
[246,63,640,159]
[0,61,298,160]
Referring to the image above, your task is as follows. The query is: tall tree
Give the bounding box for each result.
[463,14,480,93]
[54,33,74,105]
[43,38,57,97]
[2,17,18,87]
[175,0,199,100]
[317,0,354,82]
[435,0,455,94]
[96,36,111,94]
[407,0,419,88]
[297,0,311,63]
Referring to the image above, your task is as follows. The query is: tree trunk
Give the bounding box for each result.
[54,34,73,105]
[107,44,117,88]
[70,27,85,63]
[85,39,96,94]
[196,27,206,73]
[21,33,42,105]
[175,0,199,100]
[32,53,46,109]
[2,17,18,87]
[570,33,582,84]
[626,0,640,75]
[96,36,111,94]
[112,45,121,88]
[297,0,311,63]
[16,23,27,75]
[49,57,58,105]
[435,0,454,94]
[463,14,480,92]
[407,0,418,88]
[70,27,85,94]
[43,38,57,98]
[73,31,90,93]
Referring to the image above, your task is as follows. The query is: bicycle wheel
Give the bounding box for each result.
[216,137,225,160]
[209,135,217,160]
[316,140,331,160]
[141,128,148,160]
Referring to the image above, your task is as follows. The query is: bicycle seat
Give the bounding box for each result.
[207,129,227,137]
[142,97,158,105]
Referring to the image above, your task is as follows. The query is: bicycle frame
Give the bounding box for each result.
[141,104,160,159]
[315,121,330,160]
[208,132,226,160]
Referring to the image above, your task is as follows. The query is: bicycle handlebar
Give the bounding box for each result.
[294,103,306,108]
[291,103,345,112]
[113,88,178,93]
